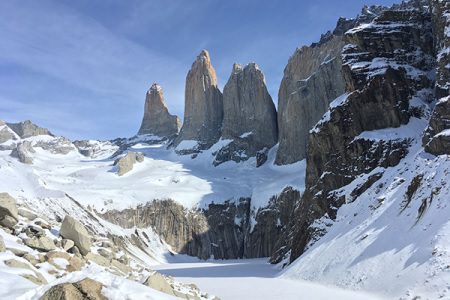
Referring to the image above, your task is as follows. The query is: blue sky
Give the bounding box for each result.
[0,0,399,139]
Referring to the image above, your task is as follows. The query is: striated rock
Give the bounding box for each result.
[113,151,144,176]
[0,192,19,228]
[214,63,278,165]
[101,191,297,260]
[40,278,106,300]
[175,50,223,151]
[138,83,181,137]
[10,141,35,164]
[6,120,52,138]
[60,216,92,256]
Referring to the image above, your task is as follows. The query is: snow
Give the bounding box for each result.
[354,117,427,141]
[282,119,450,299]
[436,128,450,137]
[175,140,198,151]
[0,132,306,212]
[154,259,386,300]
[239,131,253,138]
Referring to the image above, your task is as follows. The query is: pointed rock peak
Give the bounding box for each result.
[245,62,259,71]
[232,63,243,74]
[197,49,210,61]
[148,83,162,94]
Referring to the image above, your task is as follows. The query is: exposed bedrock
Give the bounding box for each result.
[174,50,223,151]
[138,83,181,138]
[214,63,278,166]
[272,3,435,263]
[100,187,298,260]
[423,0,450,155]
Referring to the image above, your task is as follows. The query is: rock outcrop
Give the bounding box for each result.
[175,50,223,151]
[40,278,106,300]
[213,63,278,165]
[423,0,450,155]
[101,189,297,260]
[0,192,19,229]
[272,3,435,263]
[113,152,144,176]
[138,83,181,137]
[6,120,52,138]
[60,215,92,255]
[10,141,35,164]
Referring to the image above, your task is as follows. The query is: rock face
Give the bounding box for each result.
[10,141,35,164]
[423,0,450,155]
[6,120,52,138]
[272,3,435,263]
[113,152,144,176]
[0,193,19,229]
[40,278,106,300]
[214,63,278,165]
[101,189,297,260]
[275,25,348,165]
[60,215,92,256]
[175,50,223,150]
[138,83,181,137]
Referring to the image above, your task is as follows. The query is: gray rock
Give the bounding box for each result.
[24,236,56,252]
[0,193,18,228]
[18,208,38,221]
[0,126,16,143]
[62,239,75,251]
[10,141,35,164]
[40,278,106,300]
[0,236,5,252]
[143,272,176,296]
[276,34,346,165]
[113,152,145,176]
[175,50,223,151]
[138,83,181,137]
[215,63,277,165]
[6,120,52,138]
[59,215,92,255]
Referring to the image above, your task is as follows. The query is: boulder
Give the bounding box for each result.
[4,258,47,285]
[18,208,38,221]
[40,278,106,300]
[138,83,181,137]
[0,193,18,228]
[85,252,109,267]
[175,50,223,150]
[113,152,144,176]
[62,239,75,251]
[10,141,35,164]
[143,271,175,296]
[59,216,92,255]
[24,236,56,252]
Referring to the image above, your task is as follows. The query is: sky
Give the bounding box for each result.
[0,0,400,140]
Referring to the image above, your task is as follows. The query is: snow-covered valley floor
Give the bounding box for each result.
[154,259,386,300]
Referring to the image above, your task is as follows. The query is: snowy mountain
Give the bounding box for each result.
[1,0,450,300]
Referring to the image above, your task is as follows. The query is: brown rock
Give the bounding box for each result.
[40,278,106,300]
[138,83,181,137]
[175,50,223,150]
